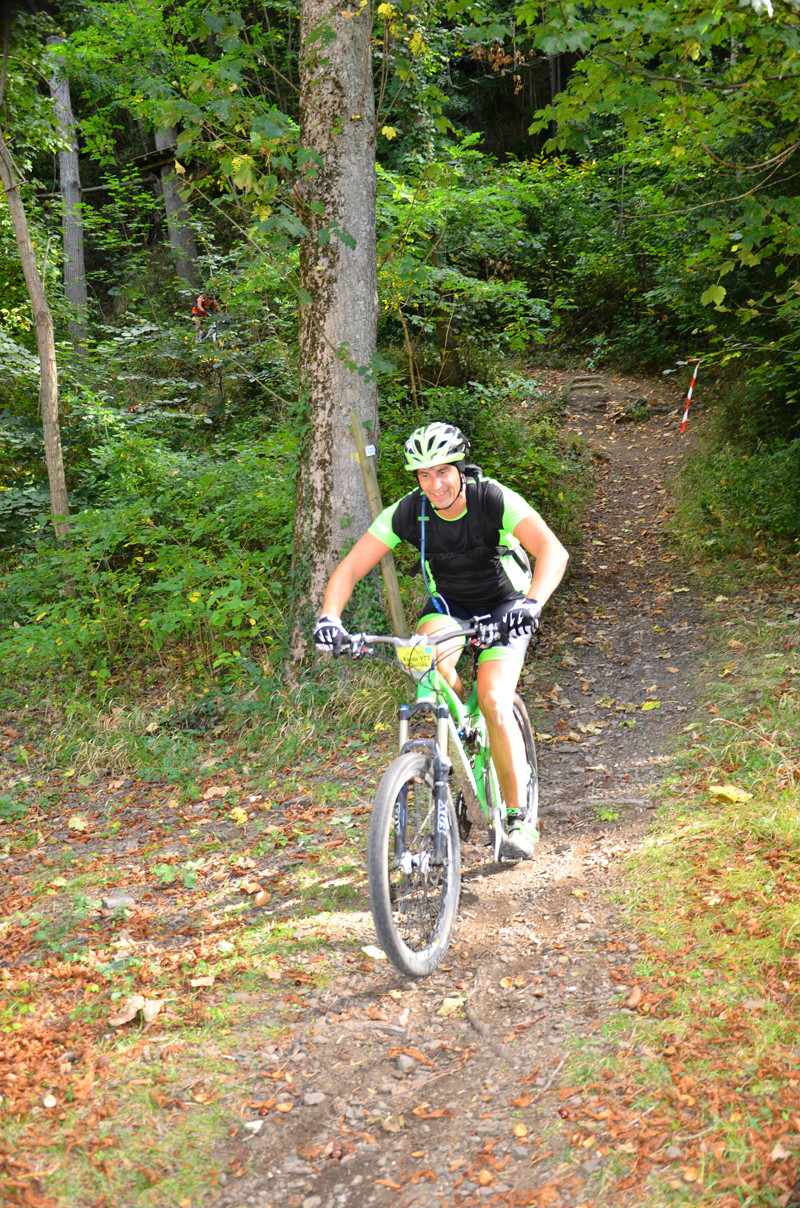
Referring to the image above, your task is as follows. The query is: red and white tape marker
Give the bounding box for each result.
[679,358,701,433]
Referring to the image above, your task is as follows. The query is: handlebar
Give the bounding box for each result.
[343,618,502,660]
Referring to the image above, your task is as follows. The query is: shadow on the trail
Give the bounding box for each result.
[461,859,521,883]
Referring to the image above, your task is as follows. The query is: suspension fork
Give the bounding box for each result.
[432,704,451,863]
[394,706,411,864]
[396,702,452,865]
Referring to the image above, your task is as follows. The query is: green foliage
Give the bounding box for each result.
[519,0,800,431]
[0,430,295,680]
[377,150,551,381]
[675,436,800,556]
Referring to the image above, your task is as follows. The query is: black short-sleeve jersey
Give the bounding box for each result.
[368,474,534,612]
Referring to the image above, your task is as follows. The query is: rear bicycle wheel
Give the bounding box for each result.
[485,694,539,858]
[368,751,461,978]
[512,693,539,831]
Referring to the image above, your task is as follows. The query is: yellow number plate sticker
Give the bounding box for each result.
[396,643,434,672]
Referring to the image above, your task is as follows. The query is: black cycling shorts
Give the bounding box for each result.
[417,596,532,665]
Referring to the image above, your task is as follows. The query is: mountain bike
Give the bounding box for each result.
[341,620,538,978]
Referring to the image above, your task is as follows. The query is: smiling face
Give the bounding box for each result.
[416,462,464,514]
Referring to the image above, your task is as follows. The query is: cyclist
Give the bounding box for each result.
[314,422,569,861]
[191,290,220,340]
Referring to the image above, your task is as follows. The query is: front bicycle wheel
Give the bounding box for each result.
[368,751,461,978]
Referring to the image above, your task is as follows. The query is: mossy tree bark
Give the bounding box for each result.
[291,0,379,661]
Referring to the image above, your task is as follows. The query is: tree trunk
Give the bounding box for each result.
[47,35,87,350]
[0,135,70,536]
[155,126,199,291]
[290,0,379,661]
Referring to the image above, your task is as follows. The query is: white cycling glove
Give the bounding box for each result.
[313,613,348,656]
[499,599,541,644]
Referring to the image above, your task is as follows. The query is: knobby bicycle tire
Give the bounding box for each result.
[483,693,539,841]
[512,694,539,832]
[367,750,461,978]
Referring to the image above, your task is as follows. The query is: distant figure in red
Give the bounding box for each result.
[191,291,220,340]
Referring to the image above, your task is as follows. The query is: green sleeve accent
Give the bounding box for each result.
[493,480,537,536]
[368,499,403,549]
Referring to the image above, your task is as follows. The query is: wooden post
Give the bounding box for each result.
[350,411,408,637]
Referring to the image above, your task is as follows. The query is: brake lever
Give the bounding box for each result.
[473,619,499,647]
[348,633,370,659]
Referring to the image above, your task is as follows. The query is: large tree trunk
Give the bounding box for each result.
[155,127,199,291]
[290,0,379,661]
[0,135,70,536]
[47,35,87,350]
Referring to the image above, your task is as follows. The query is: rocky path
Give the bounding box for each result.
[210,370,707,1208]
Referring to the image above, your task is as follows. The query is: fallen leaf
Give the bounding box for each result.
[230,807,248,826]
[190,975,215,988]
[626,986,643,1009]
[390,1047,434,1066]
[771,1141,791,1160]
[297,1144,323,1161]
[437,996,464,1017]
[361,945,387,961]
[412,1105,452,1119]
[376,1178,404,1190]
[68,814,89,831]
[509,1094,535,1108]
[108,994,146,1027]
[707,783,752,803]
[275,1102,293,1113]
[152,1093,185,1110]
[381,1114,405,1133]
[408,1168,437,1184]
[142,999,162,1024]
[203,785,230,800]
[641,700,661,711]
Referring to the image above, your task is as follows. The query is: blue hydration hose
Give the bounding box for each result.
[420,496,450,616]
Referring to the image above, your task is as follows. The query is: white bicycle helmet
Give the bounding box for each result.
[404,422,469,472]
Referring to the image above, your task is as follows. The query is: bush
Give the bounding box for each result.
[0,430,295,682]
[675,437,800,556]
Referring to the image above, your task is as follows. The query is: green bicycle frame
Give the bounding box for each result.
[395,655,504,852]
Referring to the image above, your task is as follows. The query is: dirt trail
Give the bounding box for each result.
[211,370,706,1208]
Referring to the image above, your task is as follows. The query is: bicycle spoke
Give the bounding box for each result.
[368,751,461,977]
[388,774,447,950]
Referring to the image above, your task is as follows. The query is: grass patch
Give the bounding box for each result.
[560,589,800,1206]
